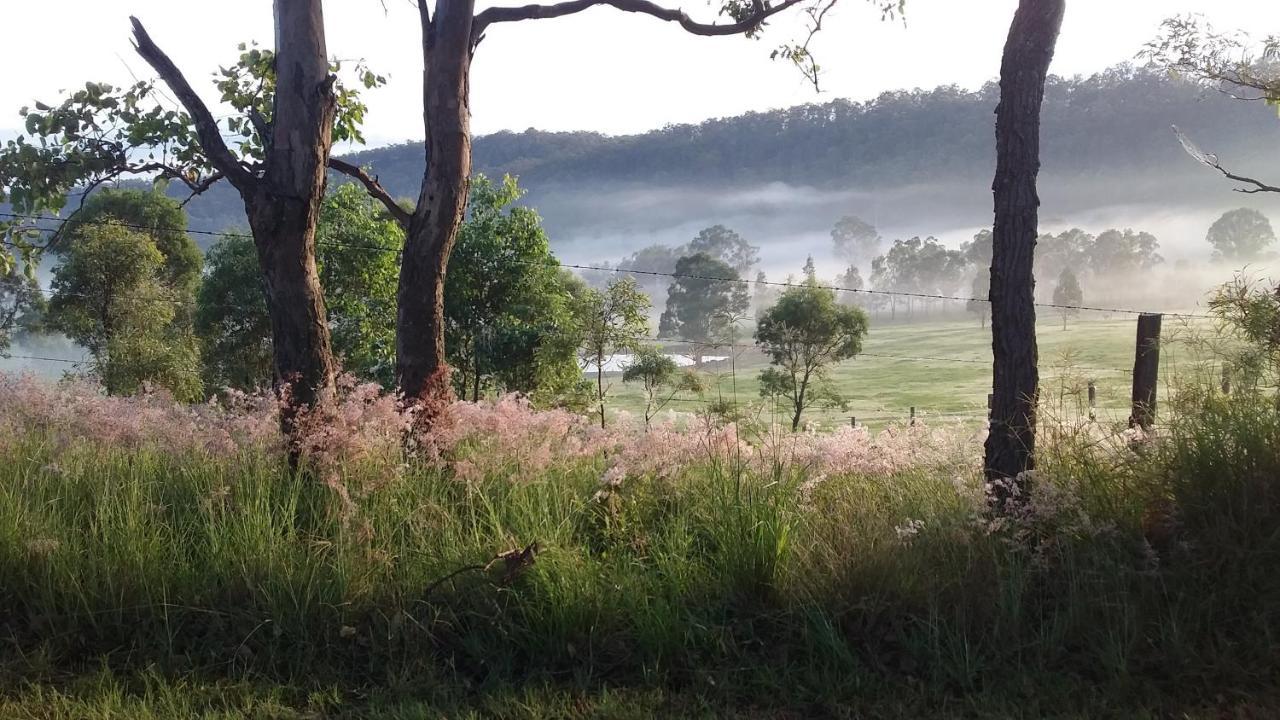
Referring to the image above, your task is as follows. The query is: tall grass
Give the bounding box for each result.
[0,375,1278,716]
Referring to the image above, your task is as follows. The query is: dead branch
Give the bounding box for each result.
[473,0,805,39]
[129,17,258,191]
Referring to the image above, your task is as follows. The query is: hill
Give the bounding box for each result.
[355,66,1279,191]
[125,65,1280,262]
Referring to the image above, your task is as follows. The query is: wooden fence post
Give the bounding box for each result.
[1087,380,1096,421]
[909,406,916,426]
[849,416,857,428]
[1129,313,1162,430]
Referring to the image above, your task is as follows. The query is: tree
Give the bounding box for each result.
[1143,17,1280,194]
[387,0,904,407]
[0,2,387,446]
[622,346,705,430]
[1034,227,1092,286]
[752,271,781,316]
[1052,268,1082,330]
[960,228,994,268]
[1087,229,1162,275]
[444,175,579,401]
[659,253,749,362]
[802,255,818,283]
[985,0,1064,496]
[837,265,864,307]
[317,184,403,386]
[831,215,881,268]
[755,281,868,431]
[967,272,990,328]
[1207,208,1276,263]
[869,236,966,317]
[605,244,682,296]
[503,270,594,409]
[195,186,404,393]
[48,223,202,400]
[574,277,651,428]
[688,225,759,276]
[195,233,273,391]
[1208,274,1280,399]
[58,189,202,304]
[0,270,45,355]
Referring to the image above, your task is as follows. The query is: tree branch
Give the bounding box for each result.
[473,0,806,39]
[129,17,258,191]
[328,158,413,227]
[1172,125,1280,194]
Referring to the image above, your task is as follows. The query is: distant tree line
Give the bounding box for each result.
[338,65,1279,194]
[131,64,1280,236]
[3,182,1273,430]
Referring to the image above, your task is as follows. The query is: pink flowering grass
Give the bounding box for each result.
[1,373,1278,715]
[0,372,988,490]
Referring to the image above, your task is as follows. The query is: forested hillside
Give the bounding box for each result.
[379,66,1279,189]
[176,66,1280,235]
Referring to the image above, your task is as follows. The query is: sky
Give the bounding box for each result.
[2,0,1278,149]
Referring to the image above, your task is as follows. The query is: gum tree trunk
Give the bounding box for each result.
[247,0,338,438]
[133,0,338,448]
[397,0,475,405]
[983,0,1065,497]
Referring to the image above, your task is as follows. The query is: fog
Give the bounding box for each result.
[534,170,1280,314]
[6,167,1280,378]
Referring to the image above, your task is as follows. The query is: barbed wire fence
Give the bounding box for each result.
[0,210,1229,429]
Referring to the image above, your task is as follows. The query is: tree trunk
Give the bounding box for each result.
[246,192,335,436]
[131,0,337,455]
[253,0,338,443]
[984,0,1064,498]
[472,330,482,402]
[397,0,475,406]
[791,372,808,431]
[597,354,606,429]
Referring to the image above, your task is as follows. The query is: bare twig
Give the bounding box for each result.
[420,541,540,598]
[1172,125,1280,194]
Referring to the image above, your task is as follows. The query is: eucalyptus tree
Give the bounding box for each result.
[1051,268,1082,330]
[0,0,386,445]
[1207,209,1276,263]
[374,0,906,406]
[985,0,1065,495]
[0,271,44,356]
[755,279,868,431]
[831,215,881,268]
[659,253,750,363]
[623,346,706,430]
[574,277,651,429]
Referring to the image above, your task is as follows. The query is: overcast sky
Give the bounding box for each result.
[3,0,1277,148]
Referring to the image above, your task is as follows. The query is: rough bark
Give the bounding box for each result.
[397,0,475,405]
[983,0,1064,496]
[133,0,338,447]
[254,0,338,435]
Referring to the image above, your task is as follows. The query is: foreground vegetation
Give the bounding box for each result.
[1,371,1277,717]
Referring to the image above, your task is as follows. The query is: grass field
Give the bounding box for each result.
[5,308,1276,719]
[608,313,1218,429]
[1,376,1277,718]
